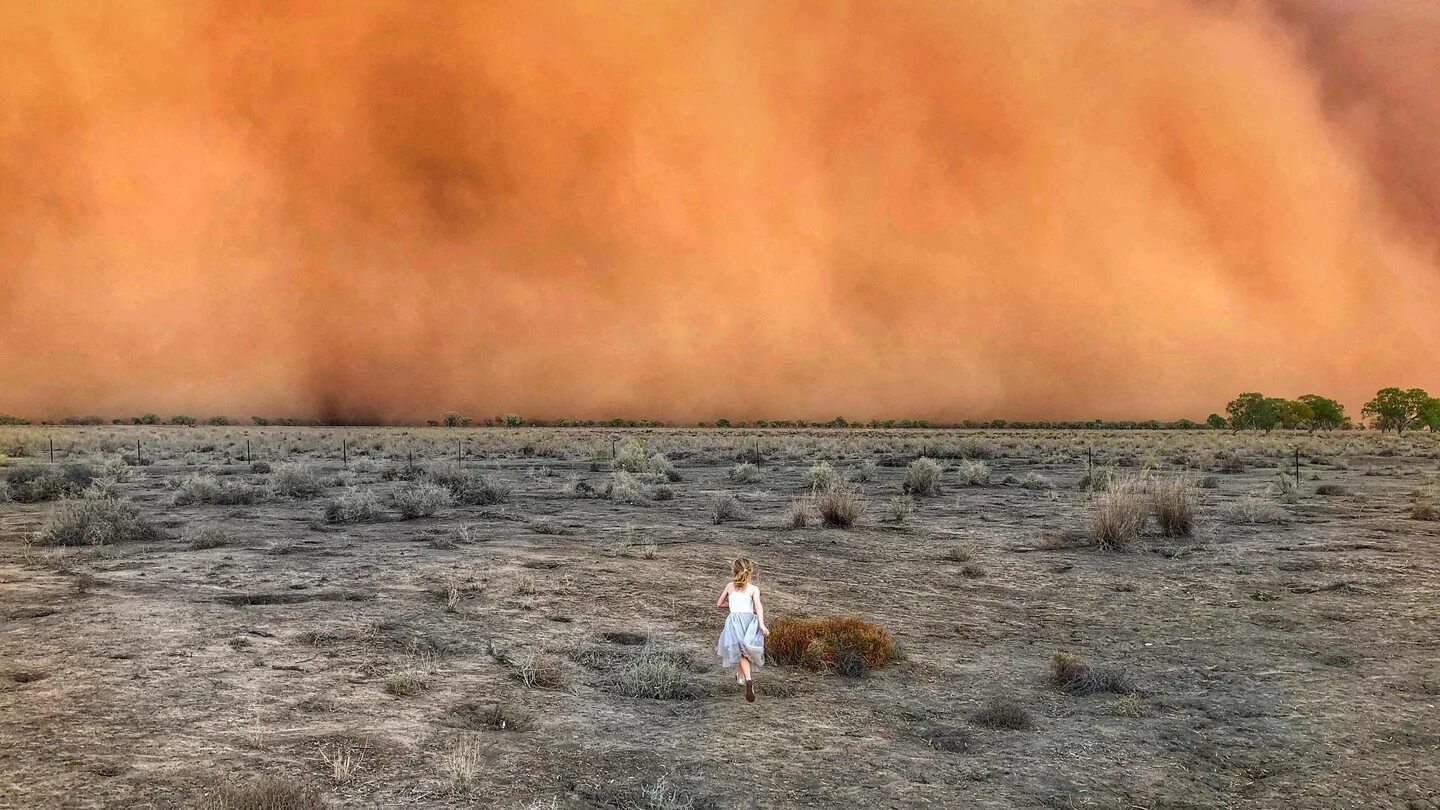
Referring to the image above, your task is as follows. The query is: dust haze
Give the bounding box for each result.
[2,0,1437,423]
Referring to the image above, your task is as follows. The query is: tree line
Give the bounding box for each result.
[1214,388,1439,434]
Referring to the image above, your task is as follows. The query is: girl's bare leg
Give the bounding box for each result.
[738,657,752,682]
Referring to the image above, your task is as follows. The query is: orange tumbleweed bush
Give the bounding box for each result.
[766,616,901,671]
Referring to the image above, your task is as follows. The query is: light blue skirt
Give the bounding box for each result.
[717,612,764,669]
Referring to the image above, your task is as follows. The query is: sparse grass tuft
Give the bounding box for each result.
[439,736,484,795]
[886,495,914,523]
[605,471,649,505]
[427,465,511,505]
[1091,478,1147,550]
[787,497,813,529]
[207,776,325,810]
[806,462,841,491]
[513,652,569,690]
[612,648,704,699]
[1078,465,1118,491]
[1151,474,1197,537]
[816,484,865,528]
[1412,486,1439,521]
[1223,496,1290,524]
[1314,482,1349,497]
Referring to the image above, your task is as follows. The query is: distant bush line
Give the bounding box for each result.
[2,387,1435,432]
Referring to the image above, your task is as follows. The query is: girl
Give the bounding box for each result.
[716,557,768,702]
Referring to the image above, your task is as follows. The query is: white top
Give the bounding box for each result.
[729,584,756,614]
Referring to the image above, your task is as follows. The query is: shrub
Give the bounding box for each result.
[392,481,452,519]
[612,648,703,699]
[1215,450,1246,473]
[851,459,878,483]
[816,484,864,528]
[427,465,510,505]
[31,498,164,546]
[1015,471,1053,490]
[385,670,429,696]
[169,415,196,426]
[710,493,741,524]
[1414,487,1440,521]
[613,439,649,473]
[1049,652,1134,696]
[605,470,650,505]
[249,461,272,474]
[956,459,989,486]
[186,525,234,550]
[1151,474,1197,537]
[324,488,383,523]
[1267,472,1300,504]
[652,485,675,501]
[969,698,1034,730]
[270,464,325,498]
[206,777,325,810]
[1314,483,1349,497]
[903,457,943,497]
[172,473,267,506]
[806,462,841,491]
[6,463,101,502]
[1091,478,1147,549]
[767,616,899,672]
[729,462,759,484]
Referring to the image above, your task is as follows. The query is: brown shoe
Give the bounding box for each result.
[745,679,756,702]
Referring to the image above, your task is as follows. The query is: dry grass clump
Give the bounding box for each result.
[1314,482,1349,496]
[806,462,841,491]
[324,488,383,524]
[31,497,164,546]
[1091,478,1147,550]
[728,462,759,483]
[612,648,705,700]
[391,481,452,519]
[206,776,325,810]
[186,524,235,550]
[384,667,430,696]
[513,652,569,690]
[1151,474,1197,537]
[968,697,1034,730]
[956,459,990,486]
[270,464,326,498]
[426,465,511,505]
[1077,465,1117,492]
[1267,471,1300,504]
[903,457,943,496]
[249,461,272,474]
[1048,652,1134,696]
[816,484,865,528]
[1412,486,1440,521]
[439,736,484,795]
[709,493,741,524]
[787,497,813,528]
[614,440,680,481]
[767,616,899,673]
[1223,496,1291,524]
[886,495,914,523]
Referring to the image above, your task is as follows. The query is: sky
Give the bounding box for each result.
[1,0,1437,423]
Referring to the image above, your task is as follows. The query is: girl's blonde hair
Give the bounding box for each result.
[731,557,755,589]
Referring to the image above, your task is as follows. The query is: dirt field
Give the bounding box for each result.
[2,426,1437,809]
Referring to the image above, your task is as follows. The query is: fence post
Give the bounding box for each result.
[136,438,142,467]
[342,439,348,469]
[1294,446,1300,486]
[49,436,55,463]
[246,438,251,465]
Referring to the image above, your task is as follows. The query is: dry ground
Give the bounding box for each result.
[1,427,1438,809]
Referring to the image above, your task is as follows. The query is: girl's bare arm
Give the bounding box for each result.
[716,583,731,609]
[754,587,768,633]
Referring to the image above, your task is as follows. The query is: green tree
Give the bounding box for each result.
[1205,413,1227,430]
[502,413,525,427]
[1362,387,1430,433]
[1418,397,1440,432]
[1225,393,1279,432]
[442,411,465,427]
[1273,399,1313,430]
[1296,394,1346,432]
[169,415,196,426]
